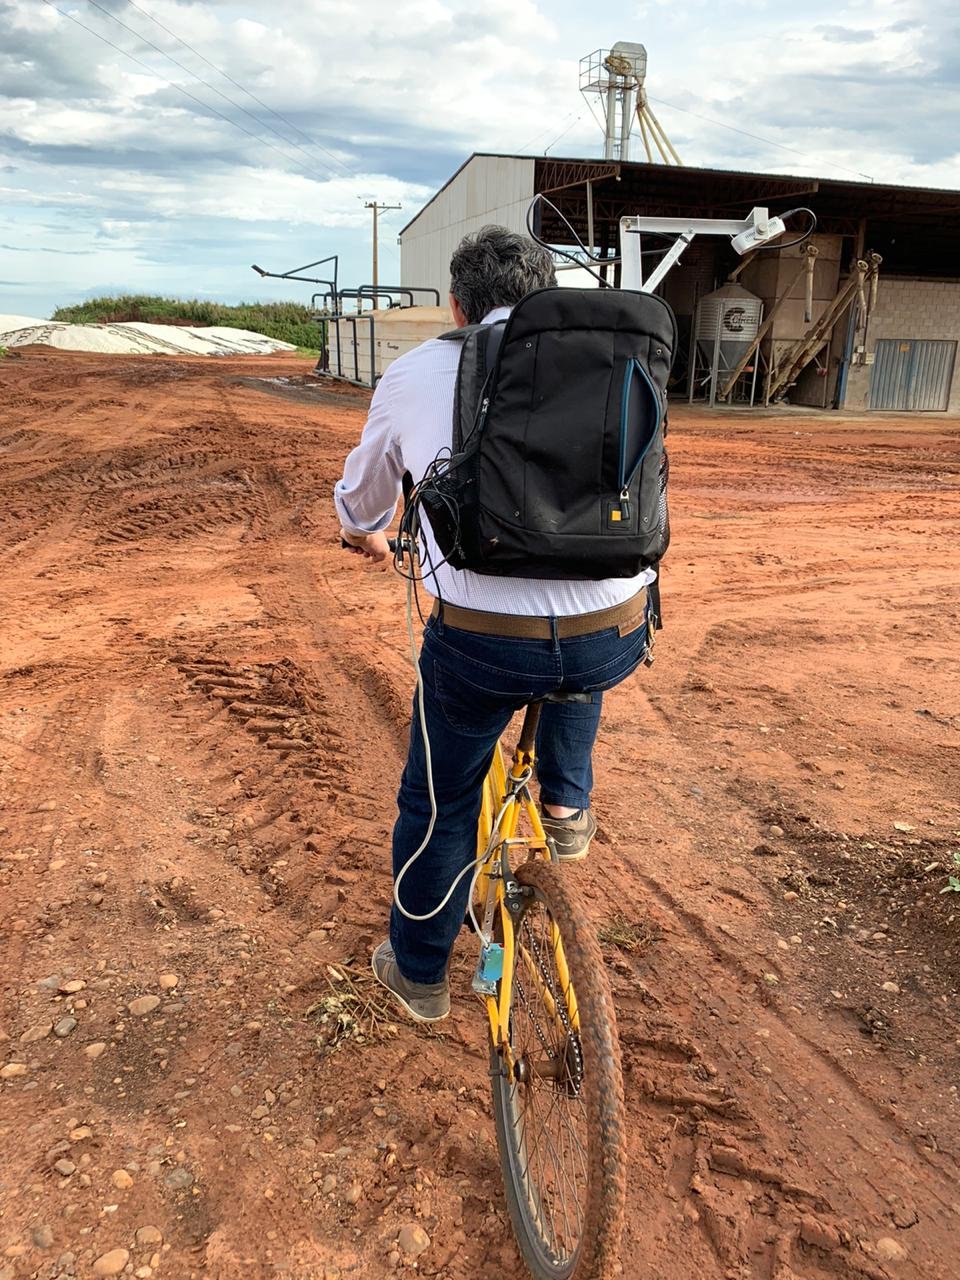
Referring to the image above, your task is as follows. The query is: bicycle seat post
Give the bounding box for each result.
[516,702,542,758]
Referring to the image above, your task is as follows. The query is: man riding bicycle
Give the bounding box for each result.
[334,226,655,1024]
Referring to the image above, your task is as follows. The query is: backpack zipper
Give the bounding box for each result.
[617,358,663,520]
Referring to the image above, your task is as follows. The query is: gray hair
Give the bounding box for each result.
[449,225,556,324]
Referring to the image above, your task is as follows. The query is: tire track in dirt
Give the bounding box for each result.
[2,349,958,1279]
[580,684,960,1279]
[319,630,958,1279]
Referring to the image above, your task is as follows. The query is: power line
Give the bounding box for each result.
[544,114,584,156]
[38,0,335,184]
[362,199,402,289]
[648,94,874,182]
[117,0,354,178]
[81,0,340,180]
[515,110,580,156]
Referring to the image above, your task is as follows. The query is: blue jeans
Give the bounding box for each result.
[389,608,649,984]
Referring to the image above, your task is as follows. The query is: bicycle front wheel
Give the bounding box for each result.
[491,860,626,1280]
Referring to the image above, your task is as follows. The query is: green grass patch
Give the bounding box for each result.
[52,294,325,349]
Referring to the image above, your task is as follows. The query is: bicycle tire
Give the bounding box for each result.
[490,859,626,1280]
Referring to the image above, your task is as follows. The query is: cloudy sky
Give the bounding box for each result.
[1,0,957,318]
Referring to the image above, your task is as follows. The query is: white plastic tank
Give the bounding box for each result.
[326,305,452,385]
[696,282,763,373]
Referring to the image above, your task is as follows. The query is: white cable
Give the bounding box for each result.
[393,567,498,923]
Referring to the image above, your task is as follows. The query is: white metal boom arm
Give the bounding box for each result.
[620,207,786,292]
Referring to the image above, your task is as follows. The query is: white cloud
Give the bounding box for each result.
[97,165,431,226]
[0,0,957,317]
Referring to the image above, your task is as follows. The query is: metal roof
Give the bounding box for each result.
[400,152,960,276]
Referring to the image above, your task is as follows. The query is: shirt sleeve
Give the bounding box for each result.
[333,368,405,536]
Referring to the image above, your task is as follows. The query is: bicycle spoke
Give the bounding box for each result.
[502,896,591,1262]
[491,861,625,1280]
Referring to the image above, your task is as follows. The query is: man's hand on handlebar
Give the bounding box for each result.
[339,528,392,563]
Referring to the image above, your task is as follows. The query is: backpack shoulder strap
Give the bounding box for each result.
[445,321,506,450]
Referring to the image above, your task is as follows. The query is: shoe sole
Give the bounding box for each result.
[370,954,450,1024]
[555,841,591,862]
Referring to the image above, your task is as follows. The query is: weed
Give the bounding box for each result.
[597,915,659,953]
[939,852,960,895]
[306,963,400,1053]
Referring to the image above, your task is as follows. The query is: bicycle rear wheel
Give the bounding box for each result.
[491,860,626,1280]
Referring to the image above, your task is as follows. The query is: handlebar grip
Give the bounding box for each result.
[340,536,399,553]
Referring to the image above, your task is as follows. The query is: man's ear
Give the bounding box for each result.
[449,294,469,328]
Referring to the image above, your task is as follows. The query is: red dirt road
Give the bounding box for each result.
[1,347,958,1280]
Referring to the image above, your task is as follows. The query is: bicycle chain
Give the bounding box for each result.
[514,913,584,1092]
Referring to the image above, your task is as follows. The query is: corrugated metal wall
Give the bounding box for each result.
[869,339,957,410]
[400,157,536,299]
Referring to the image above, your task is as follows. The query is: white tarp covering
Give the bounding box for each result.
[0,315,297,356]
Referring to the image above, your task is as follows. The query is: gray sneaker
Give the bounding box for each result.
[541,808,598,861]
[371,941,450,1023]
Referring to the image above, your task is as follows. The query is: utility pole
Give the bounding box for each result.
[363,200,401,291]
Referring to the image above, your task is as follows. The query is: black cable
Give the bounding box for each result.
[394,454,463,589]
[118,0,354,177]
[753,207,818,253]
[83,0,338,179]
[525,195,612,287]
[39,0,334,184]
[526,193,683,288]
[394,470,457,627]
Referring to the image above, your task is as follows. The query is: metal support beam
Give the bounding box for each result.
[620,208,787,292]
[251,255,338,297]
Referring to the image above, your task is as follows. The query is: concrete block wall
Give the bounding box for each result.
[843,277,960,412]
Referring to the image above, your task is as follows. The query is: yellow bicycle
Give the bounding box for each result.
[471,695,626,1280]
[375,531,628,1277]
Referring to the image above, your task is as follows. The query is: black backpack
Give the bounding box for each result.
[416,286,675,582]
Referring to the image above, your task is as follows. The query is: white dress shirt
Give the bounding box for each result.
[333,306,655,616]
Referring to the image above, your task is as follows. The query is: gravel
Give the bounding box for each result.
[20,1023,53,1043]
[397,1224,430,1257]
[92,1248,130,1276]
[31,1224,54,1249]
[127,996,161,1016]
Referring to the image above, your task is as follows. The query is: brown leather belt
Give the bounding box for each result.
[430,589,647,640]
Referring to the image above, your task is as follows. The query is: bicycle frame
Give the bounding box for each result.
[474,704,580,1069]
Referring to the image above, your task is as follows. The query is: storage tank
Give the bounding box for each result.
[326,305,452,386]
[695,283,763,374]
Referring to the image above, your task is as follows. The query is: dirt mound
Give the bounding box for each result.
[0,348,957,1278]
